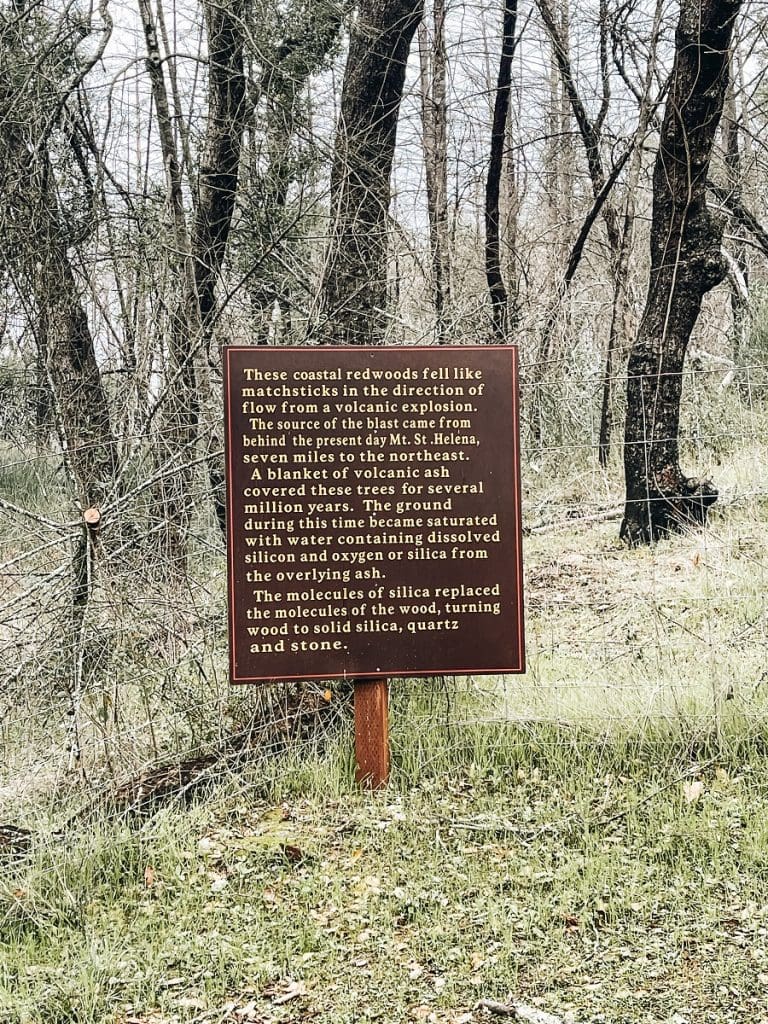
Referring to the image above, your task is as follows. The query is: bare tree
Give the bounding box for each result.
[0,2,118,510]
[621,0,742,544]
[190,0,248,535]
[597,0,665,465]
[418,0,451,339]
[243,3,343,341]
[485,0,520,341]
[532,0,621,433]
[138,0,201,567]
[320,0,424,345]
[192,0,248,354]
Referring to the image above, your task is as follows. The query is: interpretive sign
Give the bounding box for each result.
[224,345,524,683]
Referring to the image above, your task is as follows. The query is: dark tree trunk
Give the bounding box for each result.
[192,0,247,348]
[485,0,519,342]
[621,0,741,545]
[34,241,118,508]
[15,151,118,509]
[320,0,424,345]
[191,0,247,538]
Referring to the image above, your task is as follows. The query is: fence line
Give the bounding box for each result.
[1,363,767,823]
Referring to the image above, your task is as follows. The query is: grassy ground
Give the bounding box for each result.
[2,406,768,1024]
[2,716,768,1024]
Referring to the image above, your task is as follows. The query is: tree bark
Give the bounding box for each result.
[320,0,424,345]
[138,0,200,568]
[192,0,247,350]
[722,63,749,367]
[597,0,665,466]
[485,0,519,342]
[621,0,742,545]
[418,0,451,340]
[190,0,248,537]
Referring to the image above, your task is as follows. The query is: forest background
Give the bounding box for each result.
[1,1,768,1022]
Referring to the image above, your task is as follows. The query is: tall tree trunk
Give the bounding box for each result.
[418,0,450,340]
[247,10,343,340]
[485,0,519,342]
[30,173,118,509]
[597,0,664,466]
[320,0,424,345]
[621,0,742,545]
[192,0,246,348]
[138,0,201,568]
[722,62,749,367]
[534,0,620,438]
[191,0,248,537]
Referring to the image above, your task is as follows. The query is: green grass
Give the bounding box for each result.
[2,705,768,1024]
[2,401,768,1023]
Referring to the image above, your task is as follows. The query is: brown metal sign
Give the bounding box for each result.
[224,345,525,682]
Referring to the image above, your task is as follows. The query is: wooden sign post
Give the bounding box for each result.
[354,678,390,788]
[223,346,525,790]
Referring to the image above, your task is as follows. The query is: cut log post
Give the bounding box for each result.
[83,506,101,530]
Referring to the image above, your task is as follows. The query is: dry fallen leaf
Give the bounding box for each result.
[232,999,262,1021]
[271,979,306,1005]
[280,843,304,863]
[683,779,704,804]
[144,865,155,888]
[409,1007,435,1021]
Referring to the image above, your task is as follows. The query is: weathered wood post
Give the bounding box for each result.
[354,678,390,789]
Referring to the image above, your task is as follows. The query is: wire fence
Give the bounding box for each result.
[1,359,768,825]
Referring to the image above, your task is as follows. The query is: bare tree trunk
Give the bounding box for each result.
[418,0,451,340]
[192,0,246,347]
[9,148,119,510]
[533,0,620,436]
[485,0,519,342]
[320,0,424,345]
[597,0,664,466]
[190,0,248,536]
[502,76,522,331]
[621,0,741,545]
[722,62,749,367]
[247,12,343,339]
[537,0,619,247]
[138,0,201,567]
